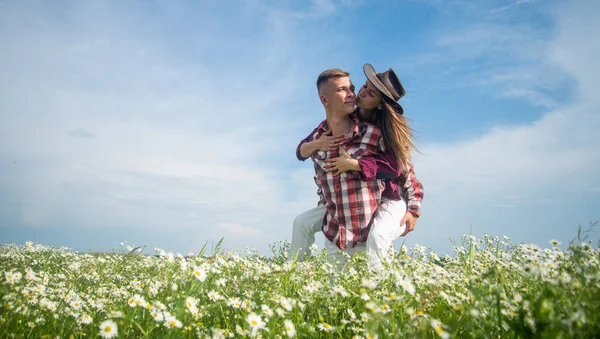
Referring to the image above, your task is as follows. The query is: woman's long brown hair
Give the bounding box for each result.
[371,96,417,172]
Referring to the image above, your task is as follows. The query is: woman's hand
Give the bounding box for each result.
[400,212,418,236]
[324,147,360,176]
[313,130,346,152]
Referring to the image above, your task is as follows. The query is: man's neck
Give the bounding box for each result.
[326,110,353,135]
[357,107,375,122]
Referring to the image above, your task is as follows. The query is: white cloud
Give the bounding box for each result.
[2,0,597,256]
[311,0,336,15]
[490,0,536,14]
[0,1,340,253]
[404,0,600,252]
[399,1,568,108]
[217,223,263,237]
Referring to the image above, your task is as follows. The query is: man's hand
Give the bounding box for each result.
[314,130,346,152]
[400,211,418,236]
[324,147,360,176]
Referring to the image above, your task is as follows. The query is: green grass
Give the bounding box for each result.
[1,234,599,338]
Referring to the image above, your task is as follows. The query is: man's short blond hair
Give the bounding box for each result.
[316,68,350,93]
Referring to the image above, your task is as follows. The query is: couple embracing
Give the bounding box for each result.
[289,64,424,272]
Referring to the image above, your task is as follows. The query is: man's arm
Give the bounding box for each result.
[296,127,319,161]
[298,141,320,160]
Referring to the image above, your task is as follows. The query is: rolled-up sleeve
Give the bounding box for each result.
[399,163,424,217]
[357,141,399,181]
[296,127,319,161]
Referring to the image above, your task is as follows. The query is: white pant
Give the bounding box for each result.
[289,205,325,261]
[289,198,407,272]
[366,198,407,272]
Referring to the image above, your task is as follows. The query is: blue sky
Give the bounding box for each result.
[1,0,599,255]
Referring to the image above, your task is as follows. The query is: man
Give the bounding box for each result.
[290,68,387,264]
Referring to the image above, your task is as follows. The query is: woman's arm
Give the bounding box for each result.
[296,128,346,161]
[356,145,399,181]
[398,163,424,217]
[324,138,399,180]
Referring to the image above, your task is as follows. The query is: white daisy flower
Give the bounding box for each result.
[151,310,164,322]
[284,319,296,338]
[79,314,93,325]
[164,314,183,329]
[208,290,221,302]
[318,323,335,332]
[153,301,167,310]
[109,311,122,318]
[185,296,197,311]
[228,297,242,308]
[396,277,416,296]
[246,313,266,336]
[431,319,450,339]
[193,266,207,282]
[261,304,273,317]
[279,297,293,311]
[332,285,349,297]
[99,320,118,339]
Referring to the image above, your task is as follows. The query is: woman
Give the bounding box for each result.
[291,63,423,272]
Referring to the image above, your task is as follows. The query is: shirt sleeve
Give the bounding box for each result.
[295,126,320,161]
[399,163,424,217]
[357,140,399,181]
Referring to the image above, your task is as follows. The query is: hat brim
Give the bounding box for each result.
[389,99,404,115]
[363,63,395,102]
[363,63,404,115]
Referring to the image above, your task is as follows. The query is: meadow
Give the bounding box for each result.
[1,233,599,338]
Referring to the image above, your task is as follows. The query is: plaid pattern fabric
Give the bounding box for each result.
[299,122,425,218]
[306,115,386,249]
[398,163,424,216]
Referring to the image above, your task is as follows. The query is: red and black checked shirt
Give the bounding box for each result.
[398,163,424,216]
[302,115,386,250]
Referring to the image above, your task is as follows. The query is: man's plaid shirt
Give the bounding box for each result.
[303,115,386,250]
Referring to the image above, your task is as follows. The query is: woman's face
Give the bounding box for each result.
[356,80,382,110]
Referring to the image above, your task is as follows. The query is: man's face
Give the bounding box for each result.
[321,76,356,115]
[356,80,382,110]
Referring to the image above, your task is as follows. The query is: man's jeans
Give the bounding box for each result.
[289,198,407,272]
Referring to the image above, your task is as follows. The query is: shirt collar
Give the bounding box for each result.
[317,113,362,137]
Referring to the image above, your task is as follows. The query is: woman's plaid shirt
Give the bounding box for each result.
[304,115,386,250]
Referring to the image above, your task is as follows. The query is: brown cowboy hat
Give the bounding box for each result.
[363,63,405,114]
